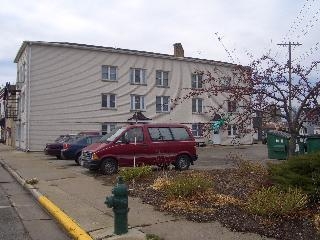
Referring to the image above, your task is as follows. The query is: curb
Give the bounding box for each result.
[0,159,93,240]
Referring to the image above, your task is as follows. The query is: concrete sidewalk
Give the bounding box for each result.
[0,144,274,240]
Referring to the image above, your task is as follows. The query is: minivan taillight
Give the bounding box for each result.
[63,143,71,149]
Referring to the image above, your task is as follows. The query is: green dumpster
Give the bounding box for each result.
[267,130,290,160]
[306,135,320,154]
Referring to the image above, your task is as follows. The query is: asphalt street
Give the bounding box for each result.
[0,164,70,240]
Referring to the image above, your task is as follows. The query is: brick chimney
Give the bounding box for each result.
[173,43,184,57]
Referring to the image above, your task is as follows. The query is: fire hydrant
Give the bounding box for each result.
[105,176,129,235]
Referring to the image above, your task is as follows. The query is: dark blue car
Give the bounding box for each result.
[61,135,102,165]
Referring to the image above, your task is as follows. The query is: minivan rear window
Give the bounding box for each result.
[148,127,190,142]
[170,127,191,140]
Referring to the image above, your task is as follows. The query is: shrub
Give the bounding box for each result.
[163,173,213,199]
[119,165,153,182]
[269,152,320,201]
[247,186,308,217]
[152,176,172,190]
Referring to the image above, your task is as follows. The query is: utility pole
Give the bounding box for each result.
[277,42,302,123]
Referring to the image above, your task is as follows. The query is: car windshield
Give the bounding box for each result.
[99,127,125,143]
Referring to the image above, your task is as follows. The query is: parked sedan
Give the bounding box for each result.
[60,135,102,165]
[44,135,78,159]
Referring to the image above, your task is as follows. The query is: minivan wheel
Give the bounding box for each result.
[175,155,190,171]
[100,158,118,175]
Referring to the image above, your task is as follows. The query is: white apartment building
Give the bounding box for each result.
[14,41,252,151]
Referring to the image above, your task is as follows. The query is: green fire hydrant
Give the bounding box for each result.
[105,176,129,235]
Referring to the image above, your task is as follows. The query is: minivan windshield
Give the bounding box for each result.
[99,127,125,143]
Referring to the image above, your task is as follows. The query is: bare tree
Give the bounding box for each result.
[174,56,320,155]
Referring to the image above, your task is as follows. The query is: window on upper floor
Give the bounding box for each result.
[130,68,146,85]
[101,123,117,135]
[191,73,203,89]
[191,123,203,137]
[219,76,231,89]
[156,70,169,87]
[227,100,237,113]
[130,95,145,111]
[102,65,117,81]
[101,93,116,109]
[192,98,203,114]
[156,96,170,113]
[227,124,238,136]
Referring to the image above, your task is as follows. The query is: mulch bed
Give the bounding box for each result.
[98,168,319,240]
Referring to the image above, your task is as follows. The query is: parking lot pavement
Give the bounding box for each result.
[0,144,274,240]
[195,143,270,170]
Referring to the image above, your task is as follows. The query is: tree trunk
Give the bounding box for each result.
[288,133,297,157]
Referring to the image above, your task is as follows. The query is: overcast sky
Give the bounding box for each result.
[0,0,319,86]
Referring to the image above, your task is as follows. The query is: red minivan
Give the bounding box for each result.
[81,123,198,175]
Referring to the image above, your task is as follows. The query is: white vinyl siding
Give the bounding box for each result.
[13,42,253,150]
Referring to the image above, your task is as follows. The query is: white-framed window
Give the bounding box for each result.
[156,70,169,87]
[131,95,145,111]
[192,98,203,114]
[102,65,117,81]
[227,124,238,136]
[227,100,237,113]
[130,68,146,85]
[191,123,203,137]
[156,96,170,112]
[101,93,116,109]
[191,73,203,89]
[101,123,116,135]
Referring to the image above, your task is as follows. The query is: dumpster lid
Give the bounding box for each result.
[267,130,291,139]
